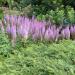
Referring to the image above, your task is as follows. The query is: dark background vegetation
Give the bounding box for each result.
[0,0,75,25]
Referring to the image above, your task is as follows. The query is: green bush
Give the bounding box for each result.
[36,6,75,25]
[0,31,11,57]
[36,8,65,25]
[0,39,75,75]
[48,8,65,25]
[67,6,75,24]
[0,9,4,20]
[6,0,14,9]
[12,0,31,11]
[0,0,3,6]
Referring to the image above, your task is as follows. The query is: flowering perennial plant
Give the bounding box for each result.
[0,15,75,45]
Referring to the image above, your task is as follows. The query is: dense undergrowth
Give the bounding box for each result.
[0,32,75,75]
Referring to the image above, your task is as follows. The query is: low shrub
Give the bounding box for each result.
[0,40,75,75]
[0,30,11,57]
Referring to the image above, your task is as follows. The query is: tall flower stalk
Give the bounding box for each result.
[1,15,75,46]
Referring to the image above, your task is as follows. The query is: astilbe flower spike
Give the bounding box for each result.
[44,27,54,42]
[64,26,70,39]
[2,15,75,46]
[10,16,16,46]
[70,26,75,39]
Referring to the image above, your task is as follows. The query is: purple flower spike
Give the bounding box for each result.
[44,27,54,42]
[70,26,75,39]
[61,26,70,39]
[3,14,75,45]
[65,26,70,39]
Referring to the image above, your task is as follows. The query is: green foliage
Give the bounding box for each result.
[6,0,14,9]
[19,0,31,9]
[36,6,75,25]
[0,9,4,19]
[12,0,31,11]
[0,0,14,9]
[0,0,3,6]
[67,6,75,24]
[0,0,75,25]
[0,31,11,57]
[31,0,63,15]
[36,8,65,25]
[37,14,46,21]
[0,39,75,75]
[32,0,75,25]
[0,0,7,6]
[48,8,65,25]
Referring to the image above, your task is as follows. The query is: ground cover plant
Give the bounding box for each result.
[0,37,75,75]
